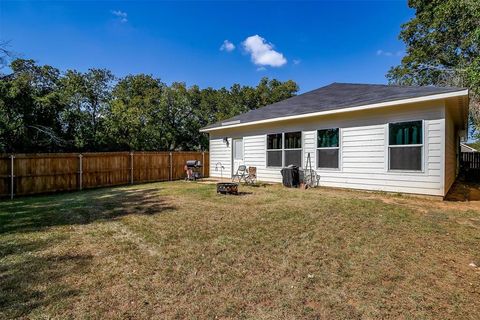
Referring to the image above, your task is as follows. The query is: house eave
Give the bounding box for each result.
[200,89,469,133]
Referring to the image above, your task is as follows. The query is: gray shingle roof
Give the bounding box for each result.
[201,82,466,130]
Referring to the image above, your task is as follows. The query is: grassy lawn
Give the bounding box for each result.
[1,181,479,319]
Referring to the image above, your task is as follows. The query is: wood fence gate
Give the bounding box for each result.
[460,152,480,182]
[0,151,209,199]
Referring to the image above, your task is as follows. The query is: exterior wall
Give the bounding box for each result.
[209,137,231,179]
[209,101,448,196]
[444,107,457,194]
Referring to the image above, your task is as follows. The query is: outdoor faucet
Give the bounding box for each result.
[215,162,225,180]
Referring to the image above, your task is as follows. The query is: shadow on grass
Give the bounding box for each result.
[0,186,176,235]
[0,249,91,318]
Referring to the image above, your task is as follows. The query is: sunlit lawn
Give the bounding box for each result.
[1,181,479,319]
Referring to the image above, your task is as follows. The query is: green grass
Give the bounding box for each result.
[1,181,480,319]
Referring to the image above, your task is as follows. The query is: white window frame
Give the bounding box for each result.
[316,128,341,170]
[266,133,283,168]
[387,120,425,173]
[266,131,303,168]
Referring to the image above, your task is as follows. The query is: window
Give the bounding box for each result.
[388,121,423,171]
[267,132,302,167]
[284,132,302,167]
[267,133,282,167]
[317,128,340,169]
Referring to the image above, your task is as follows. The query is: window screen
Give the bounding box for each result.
[388,121,423,171]
[317,129,340,169]
[389,146,422,171]
[267,150,282,167]
[317,149,339,169]
[285,150,302,167]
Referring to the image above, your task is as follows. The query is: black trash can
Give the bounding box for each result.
[280,166,300,188]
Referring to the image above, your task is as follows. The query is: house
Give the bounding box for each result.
[200,83,469,196]
[460,143,478,153]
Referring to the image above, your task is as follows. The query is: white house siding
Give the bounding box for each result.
[208,101,448,196]
[444,107,457,194]
[209,137,231,179]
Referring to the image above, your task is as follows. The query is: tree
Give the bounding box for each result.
[387,0,480,135]
[0,59,65,152]
[106,74,164,150]
[82,69,115,149]
[59,70,89,150]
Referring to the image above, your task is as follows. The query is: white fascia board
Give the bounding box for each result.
[200,89,469,132]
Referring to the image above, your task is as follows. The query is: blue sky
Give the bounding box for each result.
[0,1,413,93]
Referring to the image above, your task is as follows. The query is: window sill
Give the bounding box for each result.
[387,169,424,174]
[315,168,342,172]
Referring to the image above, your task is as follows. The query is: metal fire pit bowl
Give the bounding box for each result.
[216,182,239,195]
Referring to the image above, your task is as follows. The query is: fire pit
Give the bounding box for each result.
[216,182,239,195]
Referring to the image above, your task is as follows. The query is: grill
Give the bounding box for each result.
[184,160,203,181]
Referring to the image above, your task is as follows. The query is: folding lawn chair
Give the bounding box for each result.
[232,165,248,183]
[245,166,257,185]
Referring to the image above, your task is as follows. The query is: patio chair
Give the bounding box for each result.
[232,165,248,183]
[245,166,257,185]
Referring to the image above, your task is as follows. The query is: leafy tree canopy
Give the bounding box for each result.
[0,58,298,153]
[387,0,480,136]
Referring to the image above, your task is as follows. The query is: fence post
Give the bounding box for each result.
[130,152,134,184]
[10,154,14,200]
[169,152,173,181]
[202,151,205,177]
[78,154,83,190]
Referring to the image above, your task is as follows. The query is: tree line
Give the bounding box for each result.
[0,58,298,153]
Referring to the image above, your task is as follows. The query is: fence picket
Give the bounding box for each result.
[460,151,480,182]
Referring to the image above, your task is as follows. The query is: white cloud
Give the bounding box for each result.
[111,10,128,23]
[293,59,301,65]
[220,40,235,52]
[256,66,266,71]
[376,49,403,57]
[242,35,287,67]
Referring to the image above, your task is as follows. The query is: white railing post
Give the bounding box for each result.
[78,154,83,190]
[10,154,14,200]
[130,152,134,184]
[169,152,173,181]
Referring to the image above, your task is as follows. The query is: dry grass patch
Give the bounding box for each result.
[1,181,479,319]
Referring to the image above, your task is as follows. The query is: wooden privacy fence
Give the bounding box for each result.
[0,151,209,199]
[460,152,480,182]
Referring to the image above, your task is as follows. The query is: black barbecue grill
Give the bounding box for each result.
[184,160,203,181]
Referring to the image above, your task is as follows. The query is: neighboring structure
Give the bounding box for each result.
[460,143,478,153]
[201,83,469,196]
